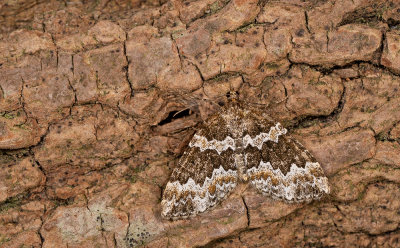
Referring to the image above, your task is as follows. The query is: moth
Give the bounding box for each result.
[161,92,330,219]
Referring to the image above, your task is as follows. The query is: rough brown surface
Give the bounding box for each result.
[1,0,400,247]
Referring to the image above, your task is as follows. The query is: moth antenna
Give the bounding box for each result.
[172,108,191,117]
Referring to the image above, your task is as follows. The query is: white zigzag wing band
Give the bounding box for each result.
[161,166,237,218]
[246,161,329,202]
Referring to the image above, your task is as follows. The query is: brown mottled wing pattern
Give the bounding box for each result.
[161,113,238,219]
[161,101,330,219]
[243,115,330,202]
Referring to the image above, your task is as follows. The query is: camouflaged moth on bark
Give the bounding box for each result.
[161,92,330,219]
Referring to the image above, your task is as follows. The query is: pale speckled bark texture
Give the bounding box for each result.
[0,0,400,247]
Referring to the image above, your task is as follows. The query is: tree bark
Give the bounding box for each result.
[0,0,400,247]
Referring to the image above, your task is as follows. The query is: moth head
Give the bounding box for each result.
[226,91,239,103]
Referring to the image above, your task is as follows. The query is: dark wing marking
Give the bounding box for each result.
[244,119,329,202]
[161,124,238,219]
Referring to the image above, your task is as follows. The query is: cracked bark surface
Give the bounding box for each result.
[1,0,400,247]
